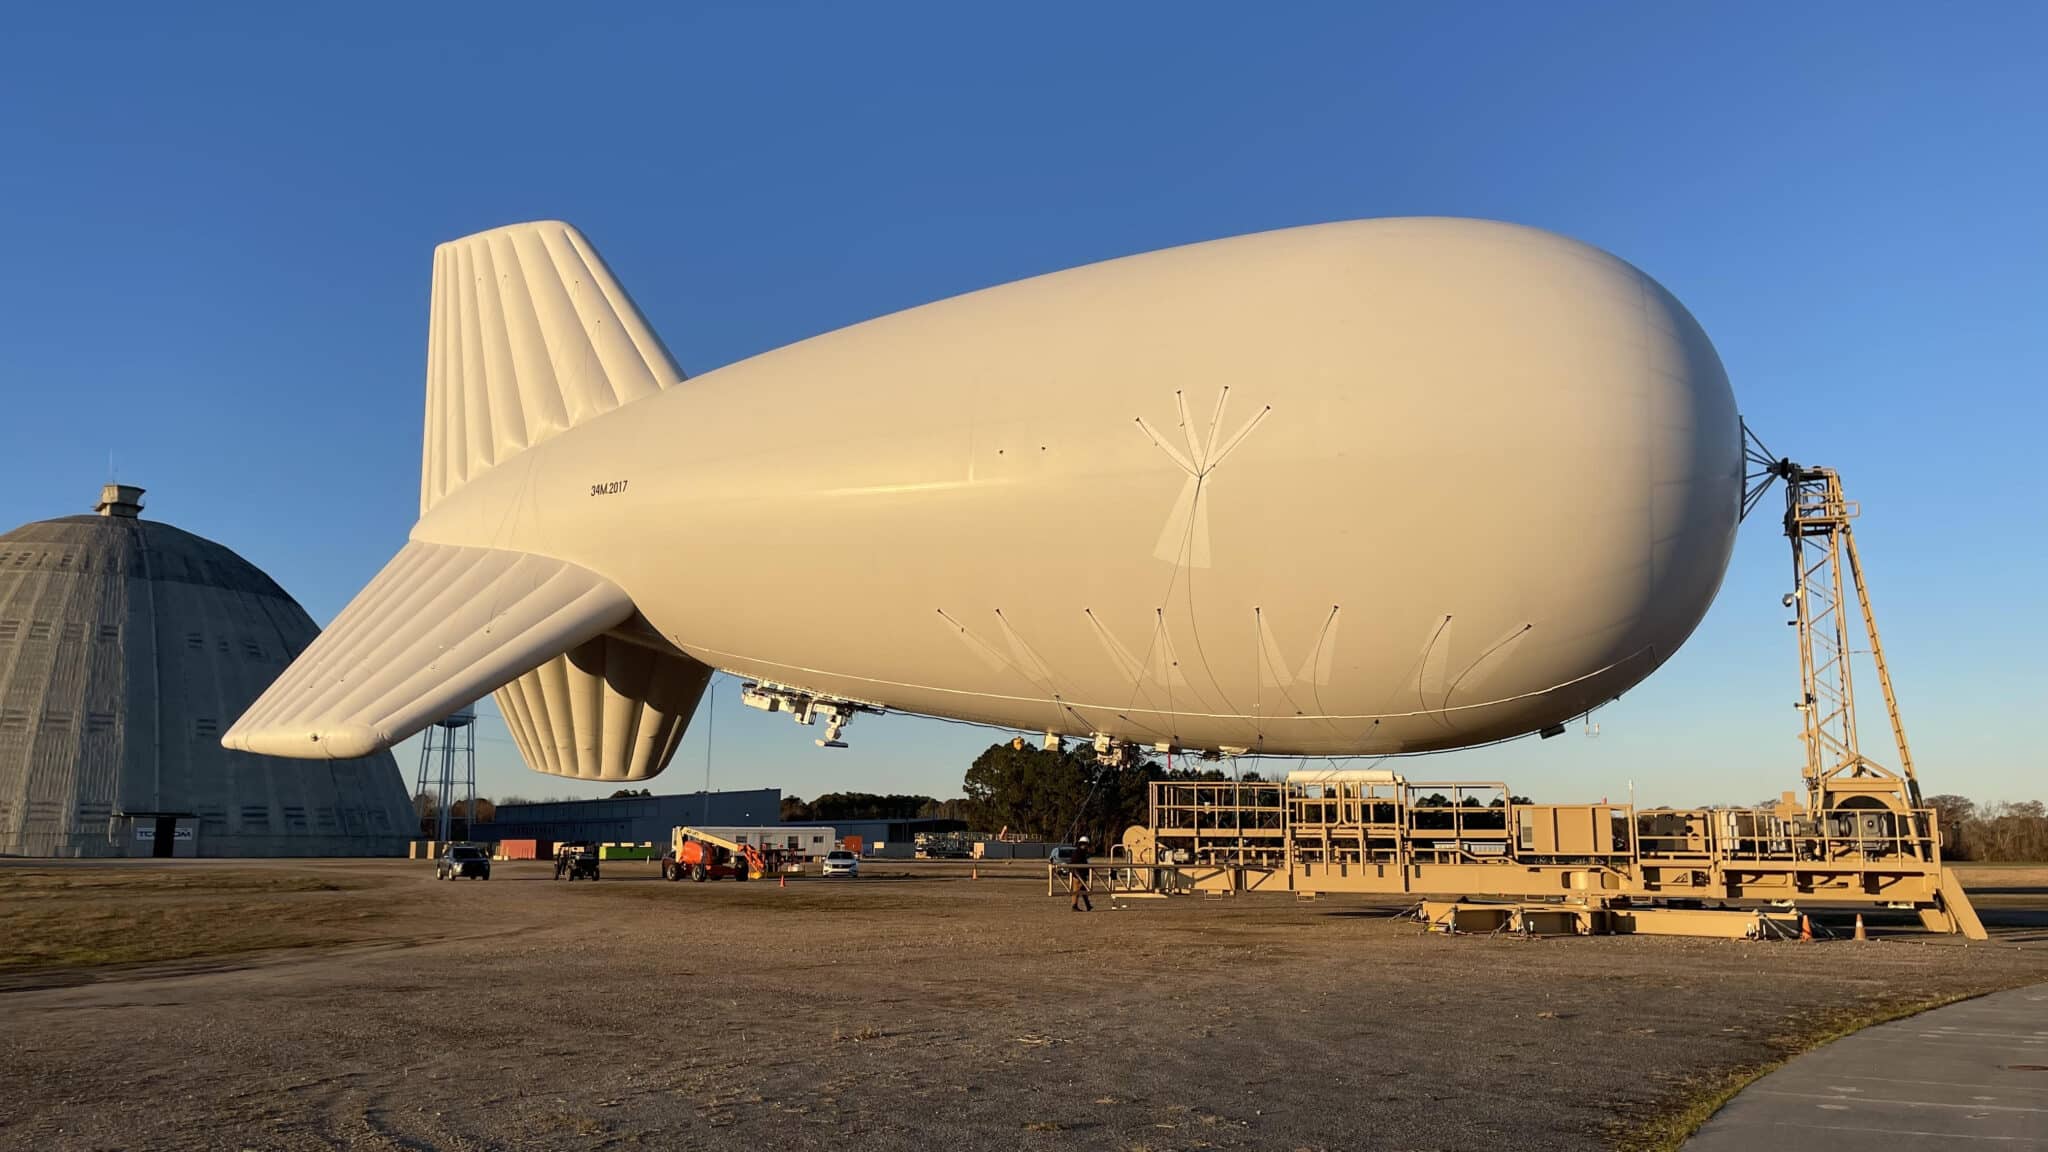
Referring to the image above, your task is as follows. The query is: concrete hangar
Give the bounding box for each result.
[0,485,413,857]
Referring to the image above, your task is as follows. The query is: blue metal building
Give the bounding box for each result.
[472,788,780,845]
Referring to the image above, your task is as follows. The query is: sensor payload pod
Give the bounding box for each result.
[225,218,1739,781]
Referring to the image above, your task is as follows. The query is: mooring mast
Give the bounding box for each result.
[1744,425,1921,817]
[413,704,478,843]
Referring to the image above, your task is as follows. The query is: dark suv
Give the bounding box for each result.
[436,843,492,881]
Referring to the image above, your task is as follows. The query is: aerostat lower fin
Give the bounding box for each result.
[495,637,711,783]
[222,540,634,759]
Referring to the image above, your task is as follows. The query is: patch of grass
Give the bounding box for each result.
[0,868,379,973]
[0,868,359,899]
[1614,990,1984,1151]
[0,902,332,970]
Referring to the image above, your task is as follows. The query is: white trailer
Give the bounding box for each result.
[684,825,837,860]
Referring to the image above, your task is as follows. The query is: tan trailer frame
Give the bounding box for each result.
[1118,779,1982,938]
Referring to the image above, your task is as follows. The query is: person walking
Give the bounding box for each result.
[1070,835,1094,912]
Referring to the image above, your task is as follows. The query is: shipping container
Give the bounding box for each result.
[495,838,553,860]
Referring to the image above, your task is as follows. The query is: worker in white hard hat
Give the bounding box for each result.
[1070,835,1094,912]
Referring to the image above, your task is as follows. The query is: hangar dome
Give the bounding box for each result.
[0,485,412,856]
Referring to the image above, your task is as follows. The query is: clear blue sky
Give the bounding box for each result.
[2,5,2041,808]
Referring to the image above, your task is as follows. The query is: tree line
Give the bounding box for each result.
[410,792,495,838]
[411,792,495,821]
[778,792,974,823]
[1928,796,2048,862]
[961,740,1264,845]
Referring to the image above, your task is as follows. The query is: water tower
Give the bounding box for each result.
[414,704,478,843]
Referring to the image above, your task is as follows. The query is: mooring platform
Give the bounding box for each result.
[1102,775,1985,939]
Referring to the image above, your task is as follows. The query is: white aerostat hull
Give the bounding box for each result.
[412,217,1740,758]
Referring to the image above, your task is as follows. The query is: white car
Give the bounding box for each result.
[821,849,859,877]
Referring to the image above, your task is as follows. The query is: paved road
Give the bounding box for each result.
[1688,983,2048,1149]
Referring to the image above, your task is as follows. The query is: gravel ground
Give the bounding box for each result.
[2,858,2044,1151]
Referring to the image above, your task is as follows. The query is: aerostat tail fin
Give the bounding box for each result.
[419,220,682,514]
[494,636,711,783]
[222,541,636,760]
[229,222,709,780]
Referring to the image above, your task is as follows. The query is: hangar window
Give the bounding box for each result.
[41,710,73,730]
[283,806,308,831]
[27,621,51,641]
[185,632,203,650]
[242,640,264,659]
[0,710,26,732]
[86,712,115,734]
[315,807,337,829]
[200,808,227,832]
[60,622,83,643]
[76,802,110,822]
[240,805,271,828]
[216,638,229,654]
[0,619,17,642]
[97,624,118,642]
[193,717,219,737]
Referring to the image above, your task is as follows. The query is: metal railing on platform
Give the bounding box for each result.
[1046,861,1201,900]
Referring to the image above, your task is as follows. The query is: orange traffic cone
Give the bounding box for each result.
[1799,914,1813,942]
[779,871,786,889]
[971,865,979,880]
[1854,914,1867,941]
